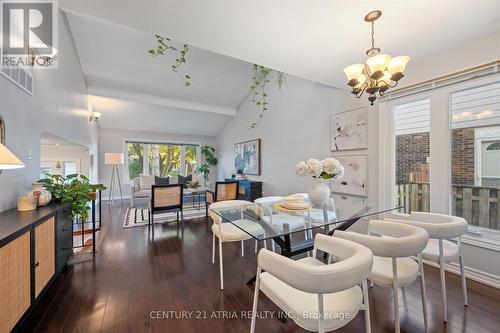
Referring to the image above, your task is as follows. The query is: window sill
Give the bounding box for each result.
[462,228,500,252]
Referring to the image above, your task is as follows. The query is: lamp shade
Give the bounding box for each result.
[105,153,124,165]
[0,143,25,170]
[343,64,365,84]
[366,53,391,75]
[388,56,410,75]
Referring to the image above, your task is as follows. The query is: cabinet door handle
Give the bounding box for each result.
[62,228,69,232]
[33,261,40,268]
[62,247,70,250]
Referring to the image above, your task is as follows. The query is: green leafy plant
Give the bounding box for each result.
[186,180,200,189]
[197,145,218,180]
[148,34,191,87]
[41,174,106,222]
[249,65,287,128]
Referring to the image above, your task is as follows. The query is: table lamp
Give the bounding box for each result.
[0,143,25,171]
[105,153,124,204]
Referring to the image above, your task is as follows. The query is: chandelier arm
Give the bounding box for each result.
[355,84,367,98]
[389,80,399,88]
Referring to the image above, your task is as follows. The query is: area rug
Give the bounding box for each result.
[123,206,206,228]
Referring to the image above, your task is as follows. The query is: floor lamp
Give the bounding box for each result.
[105,153,124,204]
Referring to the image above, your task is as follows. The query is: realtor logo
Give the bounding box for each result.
[1,0,58,68]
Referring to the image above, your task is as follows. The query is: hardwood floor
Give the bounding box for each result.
[26,203,500,333]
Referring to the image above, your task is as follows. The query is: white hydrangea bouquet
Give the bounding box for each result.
[295,158,344,208]
[295,158,344,180]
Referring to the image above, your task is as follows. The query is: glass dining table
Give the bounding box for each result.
[210,194,402,283]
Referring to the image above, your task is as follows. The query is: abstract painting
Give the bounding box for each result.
[234,139,261,175]
[330,107,367,151]
[331,155,367,197]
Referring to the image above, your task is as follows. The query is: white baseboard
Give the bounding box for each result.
[423,259,500,289]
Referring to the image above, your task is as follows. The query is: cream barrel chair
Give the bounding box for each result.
[251,234,373,333]
[254,196,308,251]
[334,220,429,333]
[385,212,468,322]
[209,200,264,290]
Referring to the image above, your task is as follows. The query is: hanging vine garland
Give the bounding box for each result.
[249,65,287,128]
[148,35,192,87]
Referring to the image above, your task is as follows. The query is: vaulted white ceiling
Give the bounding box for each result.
[61,0,500,136]
[62,0,500,88]
[65,11,253,136]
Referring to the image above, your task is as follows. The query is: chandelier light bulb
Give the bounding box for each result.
[366,54,391,80]
[388,56,410,80]
[343,64,365,86]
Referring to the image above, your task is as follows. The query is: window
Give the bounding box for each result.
[125,140,199,180]
[450,81,500,231]
[127,142,144,180]
[394,99,431,213]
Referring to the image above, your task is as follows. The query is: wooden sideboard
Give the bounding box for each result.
[0,203,72,333]
[225,179,263,201]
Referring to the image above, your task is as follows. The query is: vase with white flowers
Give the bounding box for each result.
[295,158,344,208]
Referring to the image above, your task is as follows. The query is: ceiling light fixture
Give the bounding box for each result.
[343,10,410,105]
[89,111,102,122]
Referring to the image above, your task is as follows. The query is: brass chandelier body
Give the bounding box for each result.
[343,10,409,105]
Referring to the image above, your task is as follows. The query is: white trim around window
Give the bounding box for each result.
[379,72,500,251]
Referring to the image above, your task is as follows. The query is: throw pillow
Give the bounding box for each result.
[139,174,155,189]
[178,175,192,188]
[155,176,169,185]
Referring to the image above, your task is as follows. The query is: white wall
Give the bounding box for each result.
[0,12,99,212]
[98,127,216,200]
[399,31,500,89]
[40,144,90,177]
[216,74,376,199]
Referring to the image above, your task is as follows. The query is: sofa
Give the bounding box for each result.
[130,174,205,207]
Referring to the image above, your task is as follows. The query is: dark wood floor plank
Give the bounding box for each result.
[24,203,500,333]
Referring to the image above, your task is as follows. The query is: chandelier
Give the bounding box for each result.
[343,10,409,105]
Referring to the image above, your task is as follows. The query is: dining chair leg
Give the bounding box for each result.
[392,258,400,333]
[272,241,276,252]
[151,214,155,239]
[362,280,372,333]
[418,253,428,329]
[458,238,468,306]
[254,239,258,254]
[250,267,262,333]
[438,239,447,322]
[212,234,215,264]
[241,240,245,257]
[318,293,325,333]
[219,239,224,290]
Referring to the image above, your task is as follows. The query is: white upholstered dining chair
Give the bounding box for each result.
[334,220,429,333]
[208,200,264,290]
[384,211,468,322]
[251,234,373,333]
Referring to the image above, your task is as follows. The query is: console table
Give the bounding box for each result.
[0,202,72,332]
[225,179,263,201]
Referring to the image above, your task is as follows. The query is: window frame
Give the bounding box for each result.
[123,138,201,183]
[380,72,500,251]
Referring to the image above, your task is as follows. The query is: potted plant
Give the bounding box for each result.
[295,158,344,208]
[41,174,106,222]
[197,145,218,182]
